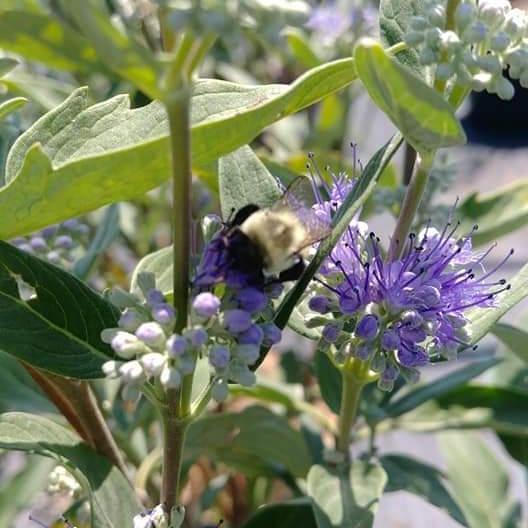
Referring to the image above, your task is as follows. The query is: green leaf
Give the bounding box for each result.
[313,352,342,414]
[492,322,528,363]
[242,498,317,528]
[381,357,499,420]
[354,39,465,152]
[498,434,528,467]
[186,405,311,478]
[219,145,282,220]
[0,57,19,77]
[58,0,160,98]
[0,54,358,238]
[380,454,467,525]
[0,241,117,378]
[307,461,387,528]
[0,455,55,527]
[468,262,528,344]
[439,431,519,528]
[230,379,301,411]
[273,135,403,333]
[0,351,56,413]
[284,28,321,69]
[130,246,173,298]
[379,0,422,75]
[458,181,528,246]
[0,97,27,121]
[0,412,141,527]
[73,204,120,280]
[0,9,100,73]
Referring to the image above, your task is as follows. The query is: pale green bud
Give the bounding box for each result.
[455,2,477,30]
[140,352,166,376]
[436,62,454,80]
[495,76,515,99]
[119,360,145,383]
[425,27,442,47]
[405,30,425,46]
[102,360,121,378]
[463,20,488,42]
[419,47,437,65]
[478,54,502,74]
[490,32,510,51]
[479,0,511,28]
[428,5,446,27]
[410,16,429,31]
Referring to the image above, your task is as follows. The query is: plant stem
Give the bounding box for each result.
[160,412,189,512]
[336,359,369,461]
[388,151,434,260]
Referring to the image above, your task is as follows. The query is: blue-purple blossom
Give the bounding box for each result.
[167,335,188,357]
[209,345,231,369]
[192,292,221,318]
[186,328,208,347]
[261,323,282,346]
[307,174,512,389]
[235,287,268,313]
[238,324,265,346]
[223,309,253,333]
[151,303,176,326]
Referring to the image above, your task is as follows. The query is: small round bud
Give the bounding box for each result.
[119,360,145,383]
[404,30,425,46]
[478,54,502,74]
[209,345,230,369]
[62,219,80,230]
[265,282,284,299]
[446,312,467,328]
[472,71,493,91]
[519,71,528,88]
[109,331,147,359]
[455,2,477,30]
[223,309,252,333]
[400,366,420,384]
[495,76,515,99]
[381,329,401,351]
[119,308,146,332]
[107,287,140,310]
[238,324,264,345]
[192,292,221,318]
[339,294,360,315]
[309,295,332,314]
[75,223,90,236]
[235,287,267,313]
[236,344,260,365]
[29,236,48,252]
[230,363,256,386]
[410,16,428,31]
[179,356,196,375]
[212,378,229,401]
[146,288,165,306]
[141,352,166,376]
[151,303,176,326]
[46,251,61,265]
[355,342,375,360]
[490,32,510,51]
[378,377,394,391]
[261,323,282,346]
[322,323,340,343]
[40,225,58,239]
[439,31,460,52]
[504,8,528,40]
[436,62,454,81]
[54,235,74,250]
[382,363,399,382]
[186,328,208,347]
[463,21,487,43]
[425,27,442,47]
[356,314,379,341]
[102,360,121,378]
[419,47,437,65]
[160,365,182,389]
[371,353,387,373]
[479,0,511,28]
[17,243,33,254]
[167,334,188,357]
[428,5,446,27]
[135,322,166,348]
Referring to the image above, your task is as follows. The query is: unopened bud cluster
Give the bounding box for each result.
[47,465,82,498]
[404,0,528,99]
[11,218,90,268]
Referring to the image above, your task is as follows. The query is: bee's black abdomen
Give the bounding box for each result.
[231,204,260,226]
[278,259,305,282]
[227,228,266,286]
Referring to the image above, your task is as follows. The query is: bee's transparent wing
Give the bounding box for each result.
[273,176,331,247]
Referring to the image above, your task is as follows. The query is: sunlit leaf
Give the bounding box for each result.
[0,97,27,121]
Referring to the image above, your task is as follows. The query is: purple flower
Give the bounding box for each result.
[54,235,74,250]
[261,323,282,346]
[238,324,264,345]
[322,323,340,343]
[29,236,48,252]
[186,328,208,347]
[309,295,332,314]
[223,309,253,333]
[136,322,165,348]
[40,225,58,239]
[167,334,188,357]
[146,288,165,306]
[151,303,176,326]
[235,287,268,313]
[209,345,230,369]
[192,292,221,318]
[356,314,379,340]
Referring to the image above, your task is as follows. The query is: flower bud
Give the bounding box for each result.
[309,294,332,314]
[107,288,139,309]
[109,331,148,359]
[209,345,230,369]
[463,21,487,43]
[46,251,61,265]
[495,76,515,99]
[119,308,147,332]
[490,32,510,52]
[160,365,182,389]
[265,282,284,299]
[356,314,379,340]
[371,353,387,373]
[401,310,423,329]
[420,285,441,307]
[355,341,375,360]
[410,16,429,31]
[102,360,121,378]
[230,363,256,386]
[192,292,221,318]
[146,288,165,306]
[236,344,260,365]
[140,352,166,376]
[136,322,166,349]
[425,27,442,47]
[419,47,437,65]
[436,62,454,80]
[167,334,188,357]
[381,329,401,351]
[151,303,176,326]
[223,309,252,333]
[211,378,229,401]
[455,2,476,30]
[428,5,446,27]
[339,293,360,314]
[179,356,196,375]
[519,71,528,88]
[504,8,528,40]
[322,322,340,343]
[261,323,282,346]
[29,236,47,252]
[405,31,425,46]
[478,54,502,74]
[186,327,208,347]
[479,0,510,27]
[119,360,145,383]
[235,287,267,313]
[378,377,394,391]
[238,324,264,345]
[41,225,58,239]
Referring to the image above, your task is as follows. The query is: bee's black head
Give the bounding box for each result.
[231,204,260,226]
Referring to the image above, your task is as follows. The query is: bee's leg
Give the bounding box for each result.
[278,259,305,282]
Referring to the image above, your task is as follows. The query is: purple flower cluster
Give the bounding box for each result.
[307,178,512,390]
[11,218,90,268]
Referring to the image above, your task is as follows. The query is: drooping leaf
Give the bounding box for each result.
[242,498,317,528]
[186,405,311,478]
[307,461,387,528]
[492,322,528,363]
[468,262,528,344]
[0,455,54,527]
[0,97,27,121]
[458,181,528,246]
[0,241,118,378]
[0,55,358,239]
[380,357,499,420]
[380,454,467,525]
[0,412,141,528]
[219,145,282,220]
[313,351,342,414]
[354,39,465,153]
[439,431,520,528]
[0,9,100,73]
[73,204,120,280]
[379,0,422,74]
